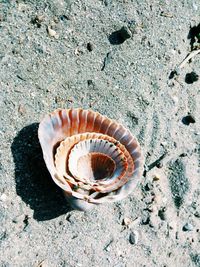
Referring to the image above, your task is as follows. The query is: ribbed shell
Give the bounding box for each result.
[38,108,144,210]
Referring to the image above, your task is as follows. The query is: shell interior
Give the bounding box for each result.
[68,139,127,183]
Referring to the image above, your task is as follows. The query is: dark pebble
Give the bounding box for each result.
[109,26,132,45]
[23,215,29,229]
[129,231,139,245]
[169,70,178,79]
[194,211,200,218]
[158,208,166,220]
[60,14,70,21]
[120,26,132,40]
[87,42,94,52]
[182,114,196,125]
[185,72,199,84]
[156,162,163,168]
[182,222,194,231]
[179,153,187,157]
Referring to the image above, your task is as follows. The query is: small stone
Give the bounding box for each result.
[129,231,139,245]
[182,223,194,231]
[109,26,132,45]
[153,174,160,181]
[156,162,163,169]
[18,104,25,115]
[47,26,59,38]
[123,217,131,226]
[158,208,167,220]
[120,26,132,40]
[182,114,196,125]
[194,211,200,218]
[87,42,94,52]
[185,72,199,84]
[179,153,187,157]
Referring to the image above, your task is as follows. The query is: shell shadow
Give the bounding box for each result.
[11,123,72,221]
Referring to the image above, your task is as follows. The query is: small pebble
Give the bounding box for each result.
[129,231,139,245]
[194,211,200,218]
[153,174,160,181]
[123,217,131,226]
[156,162,163,169]
[185,72,199,84]
[18,104,25,115]
[158,208,167,220]
[182,114,196,125]
[87,42,94,52]
[47,26,59,38]
[183,223,194,231]
[109,26,132,45]
[179,153,187,157]
[120,26,132,41]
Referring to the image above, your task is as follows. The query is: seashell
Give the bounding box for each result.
[38,108,144,210]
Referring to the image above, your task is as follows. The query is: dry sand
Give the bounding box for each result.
[0,1,200,266]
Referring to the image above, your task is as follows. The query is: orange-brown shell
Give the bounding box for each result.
[38,108,144,210]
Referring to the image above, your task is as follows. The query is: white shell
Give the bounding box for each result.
[38,108,144,210]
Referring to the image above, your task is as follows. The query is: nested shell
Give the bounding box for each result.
[38,108,144,210]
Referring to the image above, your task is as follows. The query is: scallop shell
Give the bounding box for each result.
[38,108,144,210]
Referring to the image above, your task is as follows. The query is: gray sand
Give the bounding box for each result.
[0,1,200,266]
